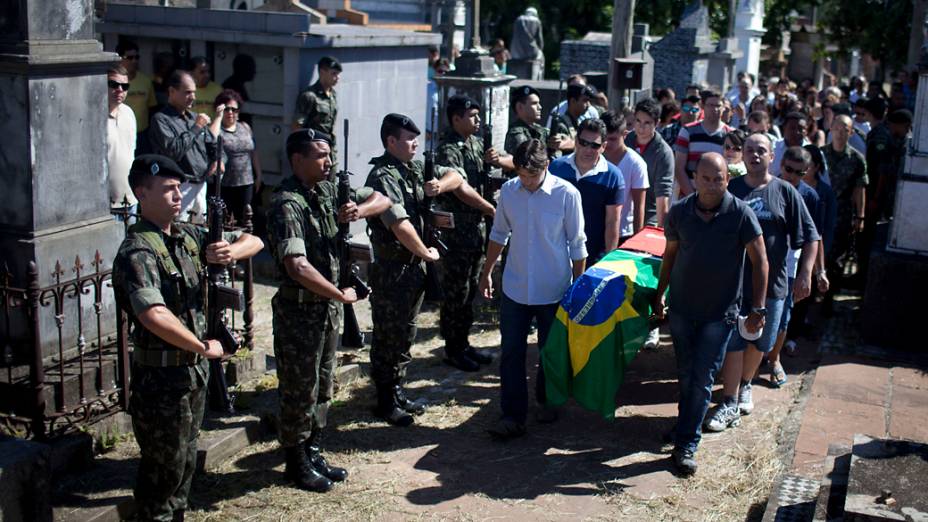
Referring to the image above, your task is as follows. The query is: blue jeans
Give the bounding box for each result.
[499,293,558,425]
[727,297,786,353]
[669,313,734,454]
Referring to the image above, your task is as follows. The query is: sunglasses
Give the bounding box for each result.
[577,137,603,149]
[782,164,805,175]
[108,80,130,91]
[224,107,240,113]
[682,105,700,114]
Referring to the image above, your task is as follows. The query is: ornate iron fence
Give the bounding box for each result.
[0,203,255,440]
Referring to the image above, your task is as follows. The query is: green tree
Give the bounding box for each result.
[818,0,912,76]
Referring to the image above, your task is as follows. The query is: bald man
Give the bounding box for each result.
[822,114,868,295]
[707,134,819,436]
[653,152,767,476]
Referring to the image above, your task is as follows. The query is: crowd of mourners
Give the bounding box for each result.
[102,35,917,519]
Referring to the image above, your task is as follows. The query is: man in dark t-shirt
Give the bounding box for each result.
[705,133,819,435]
[653,152,767,476]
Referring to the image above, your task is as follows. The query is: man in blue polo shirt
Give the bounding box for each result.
[549,118,625,263]
[653,152,767,476]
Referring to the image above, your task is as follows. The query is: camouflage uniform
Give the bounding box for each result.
[112,218,240,522]
[294,81,338,169]
[266,176,373,448]
[504,119,549,157]
[364,152,431,387]
[822,144,868,283]
[865,123,904,219]
[435,128,489,357]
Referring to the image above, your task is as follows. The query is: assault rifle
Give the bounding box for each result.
[547,78,564,159]
[205,134,246,414]
[422,108,451,303]
[336,120,373,348]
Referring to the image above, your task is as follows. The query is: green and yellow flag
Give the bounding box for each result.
[542,249,661,419]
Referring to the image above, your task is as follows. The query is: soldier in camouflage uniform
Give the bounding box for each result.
[364,113,463,426]
[112,155,262,522]
[822,115,868,293]
[293,56,341,172]
[548,84,596,156]
[435,95,510,371]
[505,85,549,158]
[266,128,390,492]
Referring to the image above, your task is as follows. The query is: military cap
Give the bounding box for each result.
[887,109,913,125]
[287,127,333,149]
[447,94,482,112]
[318,56,342,72]
[128,154,190,188]
[511,85,540,105]
[381,113,421,135]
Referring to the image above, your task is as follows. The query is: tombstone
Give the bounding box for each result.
[433,52,516,177]
[707,37,743,93]
[0,1,124,366]
[734,0,765,79]
[649,3,715,96]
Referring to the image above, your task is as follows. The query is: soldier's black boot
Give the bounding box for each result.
[464,345,493,365]
[283,445,333,492]
[444,347,480,372]
[373,384,414,426]
[394,384,426,415]
[307,429,348,482]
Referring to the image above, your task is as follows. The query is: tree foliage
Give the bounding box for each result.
[480,0,913,78]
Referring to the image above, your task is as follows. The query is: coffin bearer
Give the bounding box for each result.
[112,155,263,521]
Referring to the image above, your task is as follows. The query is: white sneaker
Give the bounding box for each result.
[704,401,741,432]
[738,383,754,415]
[643,327,660,350]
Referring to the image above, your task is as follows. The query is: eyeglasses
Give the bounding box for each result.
[577,137,603,149]
[782,164,805,175]
[108,80,130,91]
[123,54,140,61]
[724,144,742,152]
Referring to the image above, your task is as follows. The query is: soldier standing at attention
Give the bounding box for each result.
[267,128,390,492]
[112,155,263,521]
[293,56,341,171]
[365,113,461,426]
[436,94,511,371]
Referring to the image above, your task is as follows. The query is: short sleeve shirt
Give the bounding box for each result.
[220,123,256,187]
[364,152,426,259]
[822,144,868,229]
[294,81,338,146]
[125,71,156,133]
[664,192,762,322]
[266,176,373,294]
[673,122,731,175]
[436,129,488,250]
[505,119,548,156]
[614,149,650,237]
[728,176,820,300]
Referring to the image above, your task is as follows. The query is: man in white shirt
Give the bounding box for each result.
[479,138,587,440]
[601,111,649,241]
[107,64,138,221]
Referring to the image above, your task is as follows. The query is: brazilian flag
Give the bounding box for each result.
[542,249,661,419]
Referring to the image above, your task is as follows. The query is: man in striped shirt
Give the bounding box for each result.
[673,89,731,197]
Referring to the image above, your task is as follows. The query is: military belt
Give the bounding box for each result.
[450,212,484,225]
[134,347,201,367]
[277,286,329,304]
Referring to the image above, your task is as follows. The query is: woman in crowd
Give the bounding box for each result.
[214,89,262,225]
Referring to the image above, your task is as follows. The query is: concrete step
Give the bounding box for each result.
[49,362,361,522]
[812,443,851,522]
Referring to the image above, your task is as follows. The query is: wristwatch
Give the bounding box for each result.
[750,307,766,315]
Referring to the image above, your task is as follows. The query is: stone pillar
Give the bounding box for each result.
[733,0,765,78]
[0,0,123,360]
